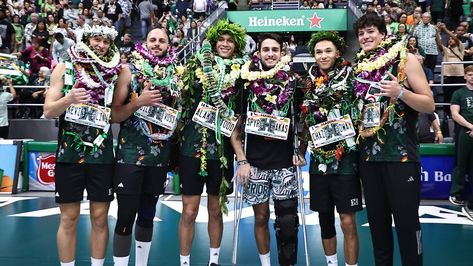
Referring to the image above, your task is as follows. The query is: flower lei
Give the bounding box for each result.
[354,36,408,141]
[64,43,121,154]
[300,58,356,166]
[241,54,293,116]
[130,44,181,141]
[184,41,244,215]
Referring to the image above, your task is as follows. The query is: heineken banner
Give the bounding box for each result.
[226,10,348,32]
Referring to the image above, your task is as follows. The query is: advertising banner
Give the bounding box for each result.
[227,9,348,32]
[28,152,56,191]
[0,140,22,194]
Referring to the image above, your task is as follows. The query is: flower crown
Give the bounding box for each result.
[307,31,346,55]
[82,25,118,42]
[206,19,246,57]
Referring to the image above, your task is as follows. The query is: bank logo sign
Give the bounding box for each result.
[227,10,347,32]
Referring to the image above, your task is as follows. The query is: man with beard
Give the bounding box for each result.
[111,27,180,266]
[178,19,246,266]
[300,31,361,266]
[231,33,305,266]
[44,23,121,266]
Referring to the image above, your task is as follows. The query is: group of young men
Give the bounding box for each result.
[44,12,437,266]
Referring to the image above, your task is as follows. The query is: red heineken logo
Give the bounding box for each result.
[36,155,56,185]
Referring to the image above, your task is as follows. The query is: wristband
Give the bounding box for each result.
[237,160,248,166]
[397,87,404,99]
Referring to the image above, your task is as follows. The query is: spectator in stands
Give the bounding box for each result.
[449,65,473,220]
[245,30,256,56]
[15,37,52,84]
[179,15,190,33]
[227,0,239,11]
[42,0,57,15]
[47,14,58,45]
[52,33,74,63]
[412,12,439,73]
[94,9,112,27]
[138,0,156,40]
[375,4,386,17]
[287,34,297,54]
[32,20,50,48]
[117,33,135,55]
[90,0,101,17]
[193,0,207,19]
[455,24,473,65]
[73,15,87,42]
[401,0,416,16]
[56,18,75,40]
[175,0,191,20]
[103,0,123,30]
[406,6,422,27]
[11,14,24,52]
[171,28,188,51]
[159,10,177,35]
[398,12,408,28]
[0,77,16,139]
[117,0,132,34]
[418,112,443,143]
[300,0,310,9]
[397,23,408,38]
[325,0,334,9]
[430,0,446,25]
[187,20,199,40]
[24,12,39,45]
[435,22,465,105]
[0,9,15,53]
[61,3,78,25]
[384,15,397,36]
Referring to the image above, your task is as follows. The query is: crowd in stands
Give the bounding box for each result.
[0,0,217,118]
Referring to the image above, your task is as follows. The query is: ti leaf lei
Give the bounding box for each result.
[130,44,181,141]
[300,58,357,166]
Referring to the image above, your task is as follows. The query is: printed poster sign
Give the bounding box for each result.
[309,114,356,148]
[65,103,110,129]
[135,103,180,130]
[192,101,238,137]
[0,53,22,76]
[245,111,290,140]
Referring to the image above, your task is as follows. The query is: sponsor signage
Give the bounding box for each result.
[226,10,348,32]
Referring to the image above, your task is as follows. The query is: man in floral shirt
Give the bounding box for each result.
[111,28,179,266]
[178,20,246,266]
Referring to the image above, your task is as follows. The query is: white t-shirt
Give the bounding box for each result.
[193,0,207,13]
[0,92,13,127]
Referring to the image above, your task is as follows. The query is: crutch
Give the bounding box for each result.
[232,107,248,265]
[292,103,310,266]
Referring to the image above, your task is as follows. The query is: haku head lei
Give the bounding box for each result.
[81,24,118,43]
[206,19,246,58]
[307,31,346,55]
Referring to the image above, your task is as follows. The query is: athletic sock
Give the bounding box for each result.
[346,263,358,266]
[180,254,190,266]
[60,261,75,266]
[259,252,271,266]
[326,254,338,266]
[135,240,152,266]
[209,247,220,265]
[91,257,104,266]
[113,256,129,266]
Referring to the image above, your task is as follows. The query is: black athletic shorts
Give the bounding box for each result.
[55,163,114,203]
[309,173,363,214]
[114,164,168,196]
[179,155,234,196]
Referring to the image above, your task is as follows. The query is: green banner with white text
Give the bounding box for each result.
[226,10,348,32]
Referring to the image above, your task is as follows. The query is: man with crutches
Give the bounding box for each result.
[230,33,306,266]
[299,31,362,266]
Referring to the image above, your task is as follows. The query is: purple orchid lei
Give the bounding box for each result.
[247,55,293,115]
[353,39,399,98]
[135,43,176,66]
[69,48,121,105]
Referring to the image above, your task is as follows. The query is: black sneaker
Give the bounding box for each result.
[449,195,464,206]
[208,263,219,266]
[462,204,473,222]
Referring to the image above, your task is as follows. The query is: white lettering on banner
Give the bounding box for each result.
[248,16,305,27]
[434,171,451,182]
[421,167,429,181]
[40,162,54,170]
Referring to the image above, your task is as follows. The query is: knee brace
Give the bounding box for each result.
[136,194,159,229]
[274,198,299,265]
[319,211,336,239]
[115,194,140,236]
